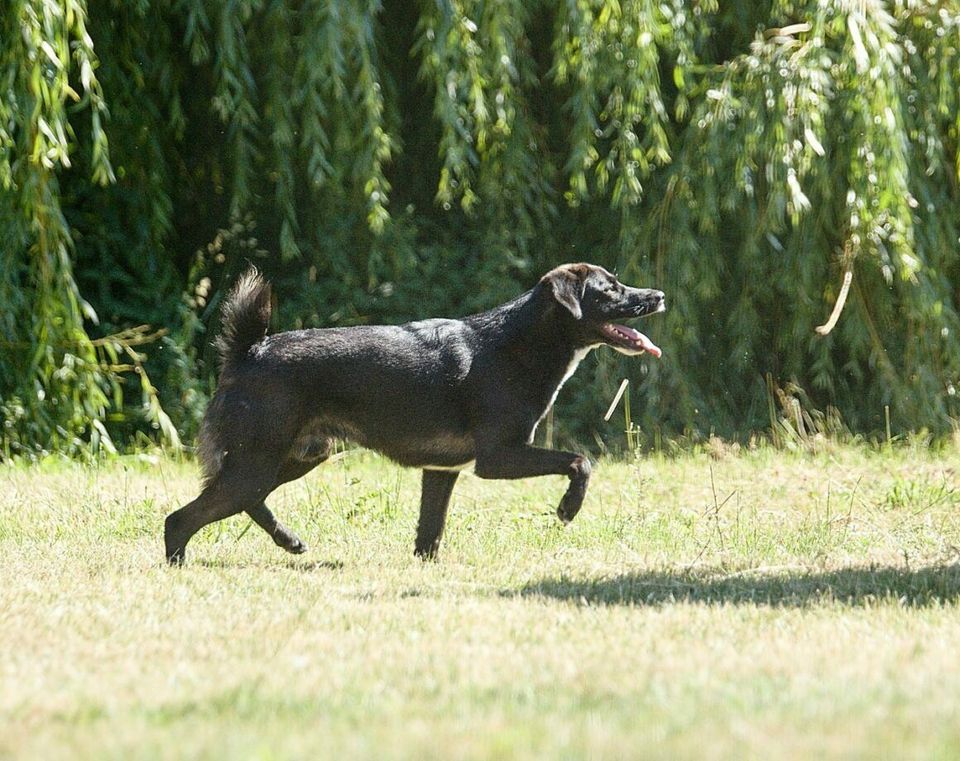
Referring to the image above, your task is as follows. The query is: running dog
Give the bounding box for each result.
[164,263,665,563]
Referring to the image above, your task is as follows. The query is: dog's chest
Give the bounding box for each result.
[528,347,593,442]
[551,347,592,405]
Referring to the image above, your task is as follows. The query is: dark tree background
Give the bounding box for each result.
[2,0,959,458]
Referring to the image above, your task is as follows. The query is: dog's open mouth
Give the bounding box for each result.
[600,323,662,358]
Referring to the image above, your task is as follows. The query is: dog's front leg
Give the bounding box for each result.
[474,445,591,523]
[415,470,460,560]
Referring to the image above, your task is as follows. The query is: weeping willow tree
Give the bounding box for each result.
[1,0,958,457]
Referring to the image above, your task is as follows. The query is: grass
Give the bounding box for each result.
[2,442,960,759]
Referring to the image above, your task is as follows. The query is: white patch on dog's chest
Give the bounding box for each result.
[552,347,592,405]
[529,346,595,443]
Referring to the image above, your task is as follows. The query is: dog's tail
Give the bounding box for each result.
[213,267,271,371]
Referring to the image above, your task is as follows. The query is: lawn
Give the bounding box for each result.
[2,442,960,759]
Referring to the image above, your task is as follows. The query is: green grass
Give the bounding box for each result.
[3,443,960,759]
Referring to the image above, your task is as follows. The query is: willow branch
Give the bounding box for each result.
[815,268,853,336]
[815,242,854,336]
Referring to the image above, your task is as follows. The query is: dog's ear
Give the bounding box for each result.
[544,268,584,320]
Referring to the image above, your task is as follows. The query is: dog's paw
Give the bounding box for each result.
[165,548,186,566]
[287,539,308,555]
[269,523,308,554]
[278,534,308,555]
[557,456,591,523]
[556,491,584,524]
[414,544,440,561]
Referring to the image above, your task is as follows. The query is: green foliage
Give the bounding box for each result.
[1,0,959,457]
[625,0,960,435]
[0,0,175,457]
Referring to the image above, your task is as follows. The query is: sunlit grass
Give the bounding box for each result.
[2,443,960,759]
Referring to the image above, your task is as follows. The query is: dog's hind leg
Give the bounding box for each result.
[244,445,332,555]
[246,503,307,555]
[414,470,459,560]
[246,439,333,555]
[165,457,278,564]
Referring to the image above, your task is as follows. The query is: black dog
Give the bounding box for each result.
[164,263,664,563]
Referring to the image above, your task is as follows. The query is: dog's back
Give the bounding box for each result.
[199,278,481,481]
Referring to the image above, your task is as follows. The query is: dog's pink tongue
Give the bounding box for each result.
[615,324,662,358]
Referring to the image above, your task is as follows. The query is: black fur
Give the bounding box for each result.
[212,268,271,371]
[165,263,665,563]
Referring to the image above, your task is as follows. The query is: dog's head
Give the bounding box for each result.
[540,263,665,357]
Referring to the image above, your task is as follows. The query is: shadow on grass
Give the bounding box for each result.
[511,563,960,608]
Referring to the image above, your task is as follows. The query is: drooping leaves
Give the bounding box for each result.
[2,0,960,457]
